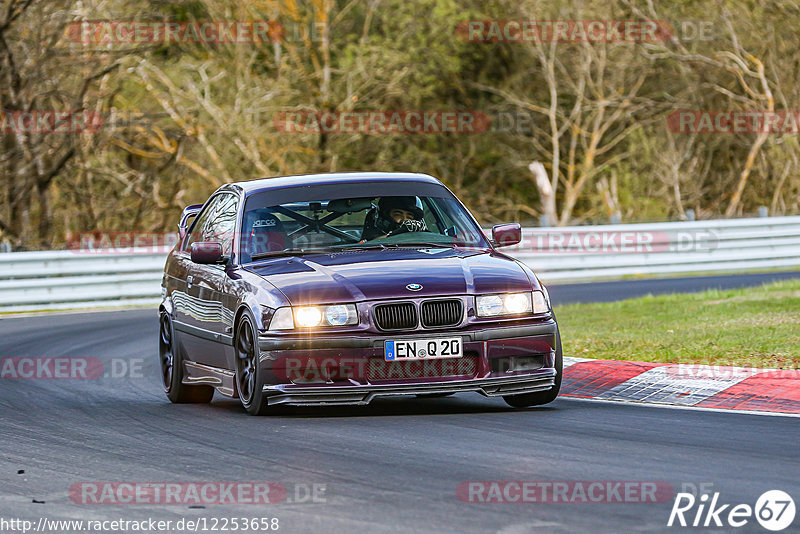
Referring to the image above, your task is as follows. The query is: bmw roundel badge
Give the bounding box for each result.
[406,283,423,291]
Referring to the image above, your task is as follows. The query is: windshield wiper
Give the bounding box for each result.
[341,242,463,250]
[250,248,339,260]
[342,243,387,250]
[384,242,461,248]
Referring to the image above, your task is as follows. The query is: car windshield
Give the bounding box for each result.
[240,188,488,262]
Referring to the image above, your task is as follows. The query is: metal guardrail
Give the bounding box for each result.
[0,251,166,312]
[506,216,800,281]
[1,216,799,312]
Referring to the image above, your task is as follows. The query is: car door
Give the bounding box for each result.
[183,193,239,368]
[198,192,239,367]
[173,194,222,331]
[174,194,228,366]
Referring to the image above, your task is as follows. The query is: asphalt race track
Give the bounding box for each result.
[2,272,799,533]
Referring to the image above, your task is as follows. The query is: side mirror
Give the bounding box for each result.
[191,242,226,264]
[178,204,204,240]
[491,223,522,247]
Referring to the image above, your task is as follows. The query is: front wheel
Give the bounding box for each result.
[503,327,563,408]
[235,313,270,415]
[160,312,214,404]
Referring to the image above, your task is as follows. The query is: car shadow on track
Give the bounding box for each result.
[203,394,561,418]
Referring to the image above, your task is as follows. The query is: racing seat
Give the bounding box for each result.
[241,210,286,262]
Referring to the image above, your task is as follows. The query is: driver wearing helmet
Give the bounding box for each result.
[361,196,428,241]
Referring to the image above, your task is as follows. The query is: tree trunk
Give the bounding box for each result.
[529,161,556,226]
[36,181,51,248]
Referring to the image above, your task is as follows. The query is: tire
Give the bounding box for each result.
[234,312,270,416]
[503,326,563,408]
[160,312,214,404]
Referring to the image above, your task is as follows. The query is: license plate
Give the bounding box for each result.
[385,338,462,361]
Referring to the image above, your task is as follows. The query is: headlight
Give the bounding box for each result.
[268,304,358,330]
[532,290,549,314]
[476,292,531,317]
[268,307,294,330]
[325,304,355,326]
[295,307,323,328]
[539,283,551,309]
[475,291,549,317]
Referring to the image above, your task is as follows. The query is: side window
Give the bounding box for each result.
[204,194,238,255]
[183,195,225,252]
[422,198,446,233]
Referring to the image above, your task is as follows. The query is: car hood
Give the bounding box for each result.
[244,248,534,305]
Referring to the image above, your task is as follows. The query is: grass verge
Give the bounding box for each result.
[555,279,800,369]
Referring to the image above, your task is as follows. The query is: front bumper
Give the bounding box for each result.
[264,371,557,406]
[257,320,558,406]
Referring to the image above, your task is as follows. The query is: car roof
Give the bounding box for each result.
[219,172,444,196]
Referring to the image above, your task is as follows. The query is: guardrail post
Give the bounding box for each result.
[685,209,695,221]
[758,206,769,217]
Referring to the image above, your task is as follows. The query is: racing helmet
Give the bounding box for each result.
[361,196,425,240]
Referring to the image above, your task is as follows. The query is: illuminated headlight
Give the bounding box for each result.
[268,304,358,330]
[475,291,549,317]
[295,307,323,328]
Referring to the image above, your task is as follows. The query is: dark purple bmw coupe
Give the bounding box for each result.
[160,172,562,415]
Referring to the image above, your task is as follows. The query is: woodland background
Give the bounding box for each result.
[2,0,799,250]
